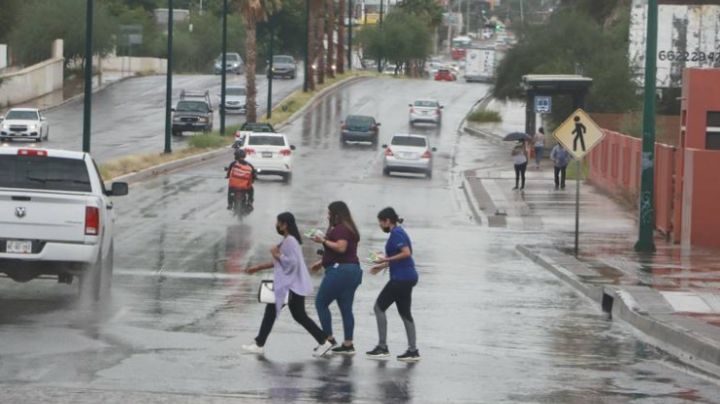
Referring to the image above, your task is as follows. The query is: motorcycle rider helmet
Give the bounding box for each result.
[234,149,246,160]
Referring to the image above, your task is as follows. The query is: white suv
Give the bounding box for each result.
[0,147,128,300]
[240,133,296,182]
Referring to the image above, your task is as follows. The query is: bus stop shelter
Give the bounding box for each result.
[522,74,593,135]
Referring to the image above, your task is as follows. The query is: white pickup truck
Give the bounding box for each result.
[0,147,128,300]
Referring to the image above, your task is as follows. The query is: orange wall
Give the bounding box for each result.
[681,149,720,249]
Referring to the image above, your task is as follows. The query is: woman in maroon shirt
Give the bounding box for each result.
[311,201,363,355]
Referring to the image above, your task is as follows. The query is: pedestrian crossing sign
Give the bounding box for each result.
[552,108,605,160]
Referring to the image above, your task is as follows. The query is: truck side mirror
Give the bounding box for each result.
[109,182,129,196]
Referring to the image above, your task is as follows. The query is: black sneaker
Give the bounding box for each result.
[366,346,390,359]
[331,344,356,355]
[397,349,420,362]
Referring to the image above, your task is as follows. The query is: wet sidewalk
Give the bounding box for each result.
[462,100,720,377]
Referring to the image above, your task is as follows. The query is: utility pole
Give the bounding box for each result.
[347,0,353,70]
[267,18,274,119]
[377,0,384,73]
[635,0,658,252]
[304,0,310,91]
[220,0,228,135]
[82,0,94,153]
[466,0,470,34]
[164,0,174,154]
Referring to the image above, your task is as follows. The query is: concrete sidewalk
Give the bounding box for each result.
[462,100,720,377]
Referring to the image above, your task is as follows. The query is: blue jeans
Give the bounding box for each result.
[315,264,363,341]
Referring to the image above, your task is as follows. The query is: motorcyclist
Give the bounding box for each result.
[226,149,257,211]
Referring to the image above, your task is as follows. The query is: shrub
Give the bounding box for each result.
[467,109,502,123]
[187,133,228,149]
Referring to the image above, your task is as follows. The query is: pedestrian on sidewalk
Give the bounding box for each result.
[367,207,420,362]
[512,141,528,190]
[242,212,335,357]
[533,127,545,169]
[550,143,571,190]
[311,201,363,355]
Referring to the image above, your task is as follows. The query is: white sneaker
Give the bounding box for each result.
[313,340,334,357]
[241,343,265,354]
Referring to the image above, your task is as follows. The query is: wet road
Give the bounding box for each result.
[1,78,720,403]
[34,73,301,162]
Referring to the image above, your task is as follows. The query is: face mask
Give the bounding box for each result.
[276,225,284,236]
[381,225,391,233]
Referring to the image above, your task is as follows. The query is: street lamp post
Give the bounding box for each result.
[303,0,310,92]
[267,18,274,120]
[164,0,174,154]
[220,0,228,135]
[377,0,383,73]
[635,0,658,252]
[82,0,94,153]
[347,0,353,71]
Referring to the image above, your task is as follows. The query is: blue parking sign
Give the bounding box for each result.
[535,96,551,114]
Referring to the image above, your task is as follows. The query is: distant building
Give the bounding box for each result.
[154,8,190,27]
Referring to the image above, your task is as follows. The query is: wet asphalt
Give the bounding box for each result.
[1,78,720,403]
[30,73,301,162]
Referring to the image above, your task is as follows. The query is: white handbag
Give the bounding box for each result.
[257,280,289,304]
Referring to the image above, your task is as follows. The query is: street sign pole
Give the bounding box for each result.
[164,0,174,154]
[635,0,658,253]
[377,0,383,73]
[82,0,94,153]
[220,0,228,135]
[575,159,581,256]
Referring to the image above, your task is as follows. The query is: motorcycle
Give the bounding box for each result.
[230,189,253,219]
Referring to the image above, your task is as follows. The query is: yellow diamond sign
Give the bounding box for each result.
[552,109,605,160]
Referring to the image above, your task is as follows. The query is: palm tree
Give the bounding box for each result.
[325,0,336,78]
[238,0,281,122]
[315,0,326,84]
[336,0,345,74]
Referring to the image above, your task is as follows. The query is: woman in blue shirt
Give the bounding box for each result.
[367,207,420,362]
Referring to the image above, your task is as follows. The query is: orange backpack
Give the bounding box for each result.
[229,163,253,189]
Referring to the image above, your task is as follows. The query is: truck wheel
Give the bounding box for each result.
[172,130,181,137]
[101,243,114,299]
[383,168,391,176]
[79,258,102,302]
[283,173,292,183]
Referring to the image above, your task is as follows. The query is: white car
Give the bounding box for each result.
[240,133,295,182]
[382,134,437,179]
[0,108,50,142]
[0,147,128,300]
[409,99,443,126]
[220,86,247,114]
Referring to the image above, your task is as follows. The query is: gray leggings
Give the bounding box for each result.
[374,279,418,351]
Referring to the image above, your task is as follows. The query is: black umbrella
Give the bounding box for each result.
[503,132,531,142]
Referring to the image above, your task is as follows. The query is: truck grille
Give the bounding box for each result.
[181,117,198,123]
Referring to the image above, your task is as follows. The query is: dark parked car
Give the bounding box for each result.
[340,115,381,146]
[269,55,297,79]
[240,122,275,133]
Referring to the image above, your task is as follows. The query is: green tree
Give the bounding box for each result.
[9,0,116,67]
[358,10,431,77]
[493,7,638,123]
[0,0,23,43]
[397,0,443,27]
[172,12,246,72]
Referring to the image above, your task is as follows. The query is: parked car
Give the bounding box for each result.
[240,133,295,182]
[220,86,247,114]
[269,55,297,79]
[409,99,443,126]
[382,134,437,178]
[0,108,50,143]
[172,90,214,136]
[340,115,381,146]
[434,69,457,81]
[214,52,244,74]
[0,146,128,300]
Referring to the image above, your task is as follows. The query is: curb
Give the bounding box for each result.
[461,175,485,225]
[517,245,720,378]
[110,74,369,184]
